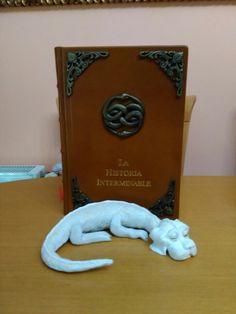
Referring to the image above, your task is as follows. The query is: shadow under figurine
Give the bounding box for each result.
[41,200,197,272]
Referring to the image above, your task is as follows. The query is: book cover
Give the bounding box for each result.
[55,46,188,217]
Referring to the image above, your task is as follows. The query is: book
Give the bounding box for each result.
[55,46,188,217]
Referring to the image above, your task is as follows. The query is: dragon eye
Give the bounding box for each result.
[183,228,190,237]
[168,231,178,240]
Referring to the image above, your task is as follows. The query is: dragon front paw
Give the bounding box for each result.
[137,230,149,241]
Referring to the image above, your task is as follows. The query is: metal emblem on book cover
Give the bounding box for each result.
[149,180,175,217]
[71,176,91,209]
[71,175,175,218]
[66,51,109,96]
[102,93,145,138]
[139,51,184,97]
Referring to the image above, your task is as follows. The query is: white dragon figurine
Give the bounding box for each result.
[41,200,197,272]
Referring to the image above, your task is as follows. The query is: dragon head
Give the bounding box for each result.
[149,219,197,261]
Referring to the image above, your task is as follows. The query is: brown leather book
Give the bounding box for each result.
[55,46,188,217]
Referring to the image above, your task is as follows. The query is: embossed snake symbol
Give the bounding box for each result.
[102,93,145,138]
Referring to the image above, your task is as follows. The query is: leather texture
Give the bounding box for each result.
[55,46,188,217]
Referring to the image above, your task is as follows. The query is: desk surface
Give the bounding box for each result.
[0,176,236,314]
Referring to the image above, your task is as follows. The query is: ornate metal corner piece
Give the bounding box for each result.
[71,176,91,210]
[66,51,109,97]
[139,51,184,97]
[149,180,175,217]
[102,93,145,138]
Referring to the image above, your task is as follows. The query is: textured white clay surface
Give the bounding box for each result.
[41,200,197,272]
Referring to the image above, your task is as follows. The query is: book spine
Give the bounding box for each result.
[55,47,72,214]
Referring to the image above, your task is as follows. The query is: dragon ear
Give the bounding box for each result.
[149,228,168,256]
[149,243,167,256]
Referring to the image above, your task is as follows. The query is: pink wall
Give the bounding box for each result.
[0,4,236,175]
